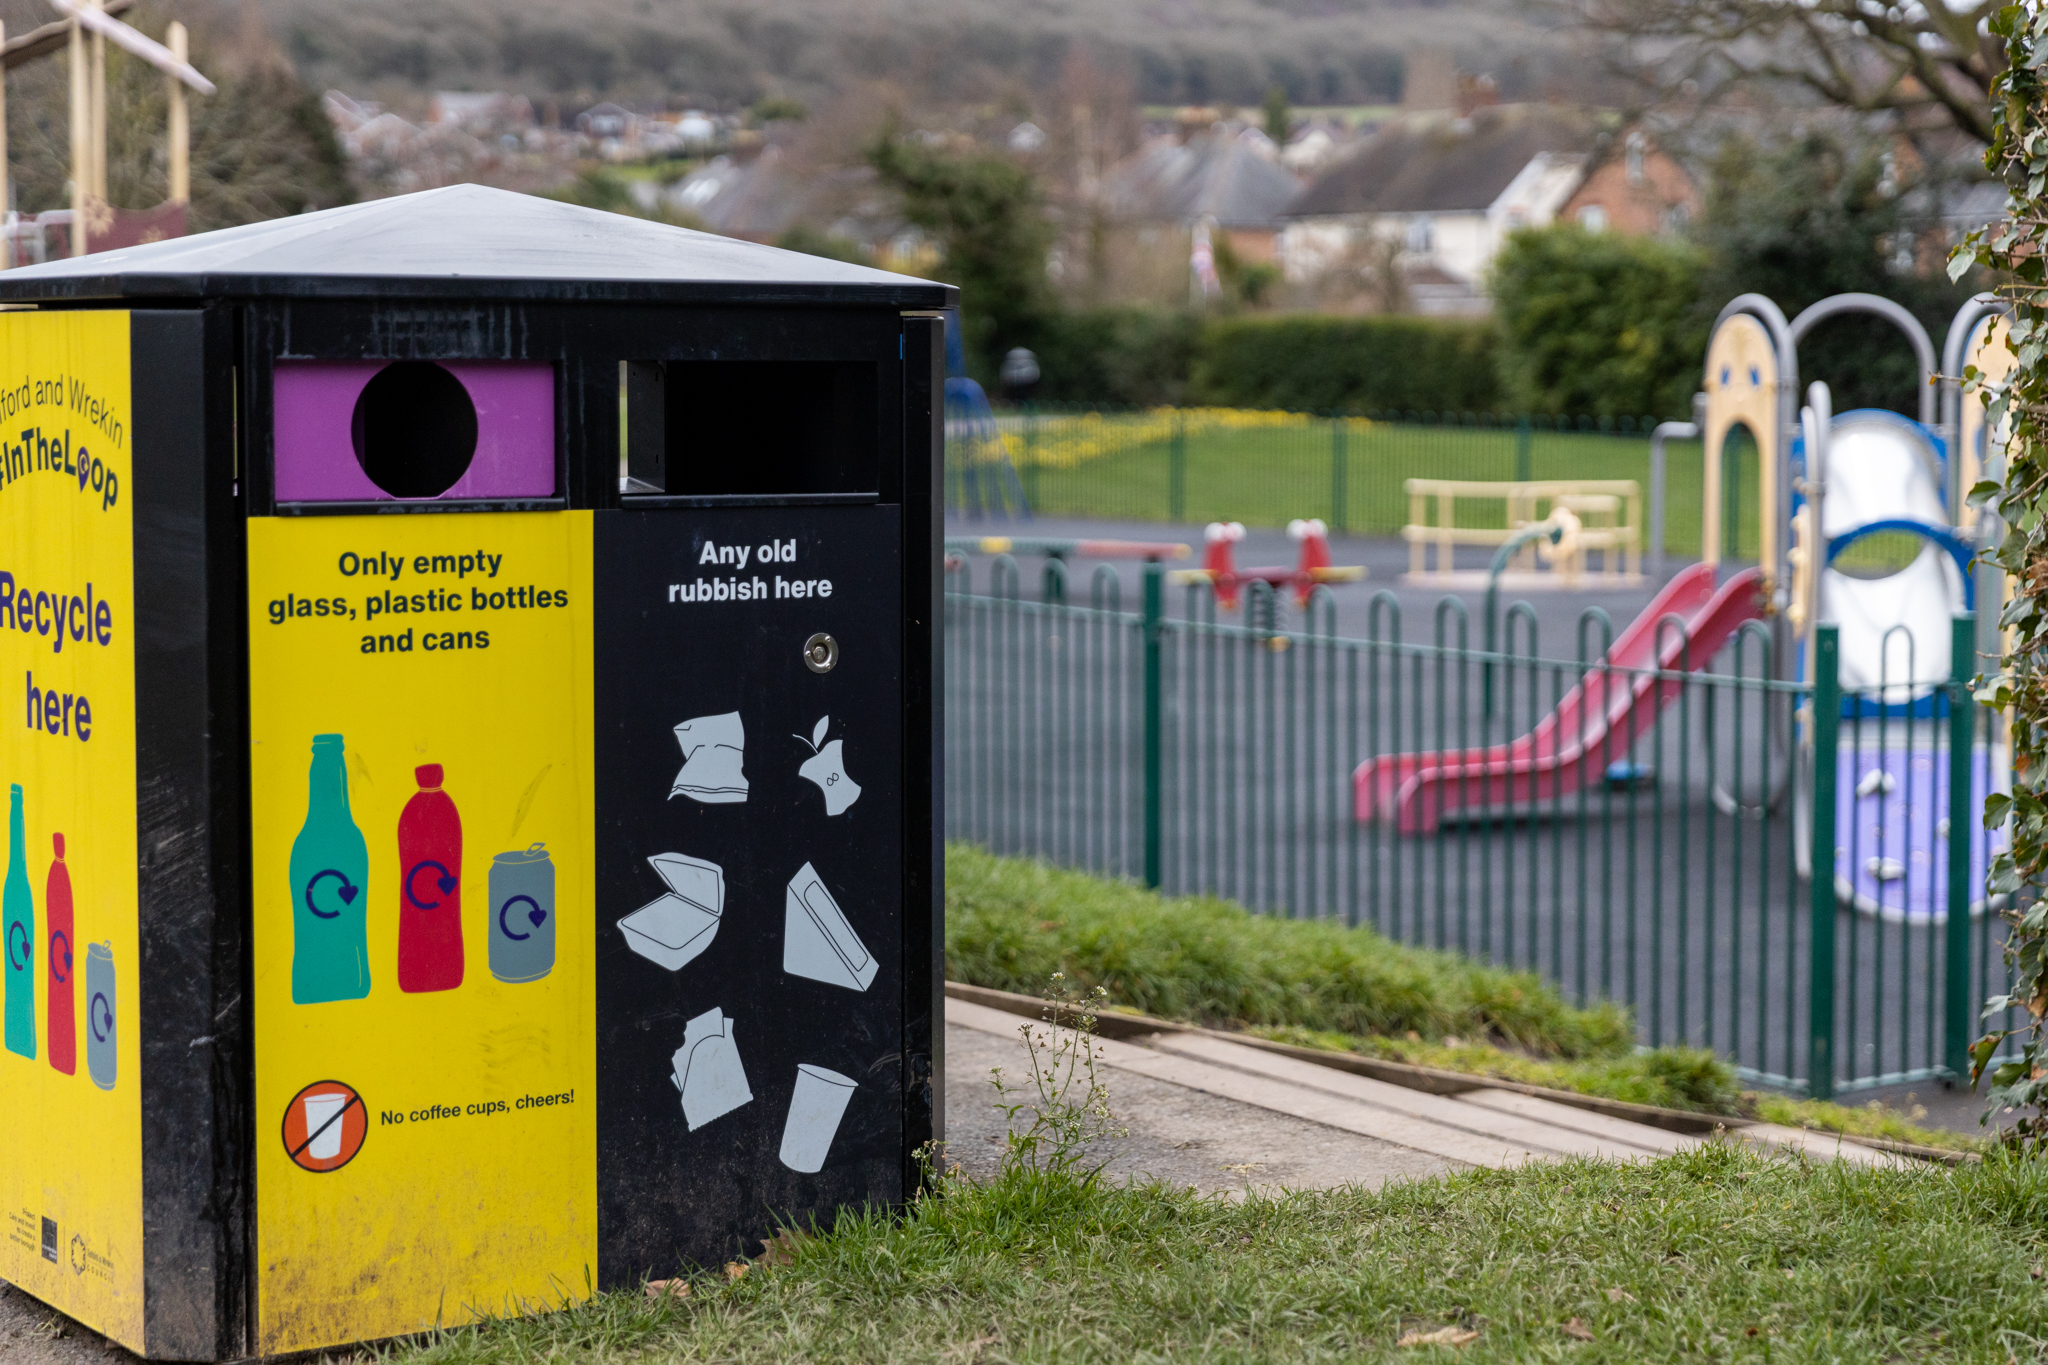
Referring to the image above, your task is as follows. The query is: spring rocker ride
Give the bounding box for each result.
[1171,518,1367,611]
[1355,293,2012,925]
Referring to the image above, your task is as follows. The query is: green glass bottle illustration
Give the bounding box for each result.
[5,784,36,1058]
[290,735,370,1004]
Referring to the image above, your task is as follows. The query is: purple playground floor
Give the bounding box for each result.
[1833,744,2005,922]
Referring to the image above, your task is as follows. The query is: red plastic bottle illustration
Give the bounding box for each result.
[45,834,73,1075]
[397,764,463,992]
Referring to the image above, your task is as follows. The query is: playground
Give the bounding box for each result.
[943,292,2022,1108]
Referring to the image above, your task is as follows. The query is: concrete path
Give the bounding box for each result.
[943,996,1907,1186]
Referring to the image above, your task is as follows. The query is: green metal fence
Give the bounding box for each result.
[946,404,1759,562]
[944,559,2018,1098]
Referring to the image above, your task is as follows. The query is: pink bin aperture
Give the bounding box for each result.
[273,360,556,502]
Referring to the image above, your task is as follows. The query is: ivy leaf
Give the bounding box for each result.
[1986,792,2014,828]
[1968,479,2004,507]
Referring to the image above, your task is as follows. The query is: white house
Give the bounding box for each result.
[1280,104,1599,315]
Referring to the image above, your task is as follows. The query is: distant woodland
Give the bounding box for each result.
[267,0,1579,112]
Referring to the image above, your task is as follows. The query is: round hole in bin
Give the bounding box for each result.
[350,361,478,499]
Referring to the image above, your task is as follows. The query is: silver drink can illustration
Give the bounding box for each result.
[85,942,115,1090]
[489,844,555,982]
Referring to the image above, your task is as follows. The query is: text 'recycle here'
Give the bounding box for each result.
[3,369,127,746]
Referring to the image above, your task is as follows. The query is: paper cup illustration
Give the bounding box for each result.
[779,1064,857,1173]
[783,862,876,991]
[794,716,861,816]
[619,853,724,971]
[489,843,556,983]
[671,1006,752,1131]
[303,1091,351,1161]
[670,712,748,803]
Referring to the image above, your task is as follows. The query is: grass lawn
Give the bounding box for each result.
[1006,412,1760,560]
[945,845,1987,1153]
[382,1144,2048,1364]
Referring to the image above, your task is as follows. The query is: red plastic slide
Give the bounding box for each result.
[1353,563,1768,834]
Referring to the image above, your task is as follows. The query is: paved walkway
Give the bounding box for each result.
[943,997,1906,1192]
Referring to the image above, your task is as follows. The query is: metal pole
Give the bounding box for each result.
[1807,624,1839,1100]
[167,20,188,204]
[1945,612,1977,1079]
[88,0,104,201]
[1331,413,1348,535]
[1514,415,1531,482]
[1648,418,1697,583]
[67,16,84,255]
[1142,559,1164,889]
[1168,410,1186,524]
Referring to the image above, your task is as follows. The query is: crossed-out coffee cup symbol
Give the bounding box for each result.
[303,869,360,919]
[405,861,457,911]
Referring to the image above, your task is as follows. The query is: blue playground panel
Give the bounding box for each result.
[1833,744,2004,923]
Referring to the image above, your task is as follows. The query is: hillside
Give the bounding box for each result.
[268,0,1583,114]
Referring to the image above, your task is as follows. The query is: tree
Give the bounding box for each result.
[1491,224,1706,417]
[1261,84,1291,144]
[867,126,1055,375]
[1571,0,2003,145]
[1692,129,1978,415]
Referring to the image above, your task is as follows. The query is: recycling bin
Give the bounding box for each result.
[0,184,948,1360]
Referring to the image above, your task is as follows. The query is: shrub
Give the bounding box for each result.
[1185,314,1504,413]
[1490,224,1706,419]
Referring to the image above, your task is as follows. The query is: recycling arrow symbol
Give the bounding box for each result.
[405,860,457,910]
[49,930,70,982]
[304,869,358,919]
[499,895,546,941]
[6,921,28,970]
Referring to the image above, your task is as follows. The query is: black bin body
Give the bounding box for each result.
[0,185,949,1359]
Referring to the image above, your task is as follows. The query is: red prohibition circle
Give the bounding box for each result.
[280,1080,368,1173]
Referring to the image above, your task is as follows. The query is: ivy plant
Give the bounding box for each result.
[1953,2,2048,1148]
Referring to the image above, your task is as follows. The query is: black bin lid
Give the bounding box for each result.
[0,182,956,308]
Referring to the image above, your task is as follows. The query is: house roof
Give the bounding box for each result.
[1099,130,1305,229]
[1287,104,1603,218]
[669,148,901,243]
[0,182,953,307]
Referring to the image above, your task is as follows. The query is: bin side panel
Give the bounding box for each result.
[246,511,598,1356]
[0,311,145,1350]
[591,506,903,1282]
[133,308,248,1362]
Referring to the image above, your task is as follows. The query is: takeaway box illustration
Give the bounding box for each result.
[0,184,945,1361]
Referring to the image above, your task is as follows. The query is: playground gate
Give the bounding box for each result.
[944,559,2018,1099]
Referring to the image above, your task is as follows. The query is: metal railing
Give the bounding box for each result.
[947,403,1756,564]
[944,559,2018,1098]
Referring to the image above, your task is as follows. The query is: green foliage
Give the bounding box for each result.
[1186,314,1504,412]
[1261,83,1292,143]
[1022,307,1205,404]
[387,1149,2048,1363]
[867,129,1055,375]
[1953,3,2048,1153]
[1697,130,1977,417]
[750,96,808,124]
[773,225,871,266]
[944,844,1632,1058]
[1490,224,1705,419]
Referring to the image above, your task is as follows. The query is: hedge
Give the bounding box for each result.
[1185,314,1505,413]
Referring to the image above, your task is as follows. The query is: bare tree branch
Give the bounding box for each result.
[1569,0,2001,144]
